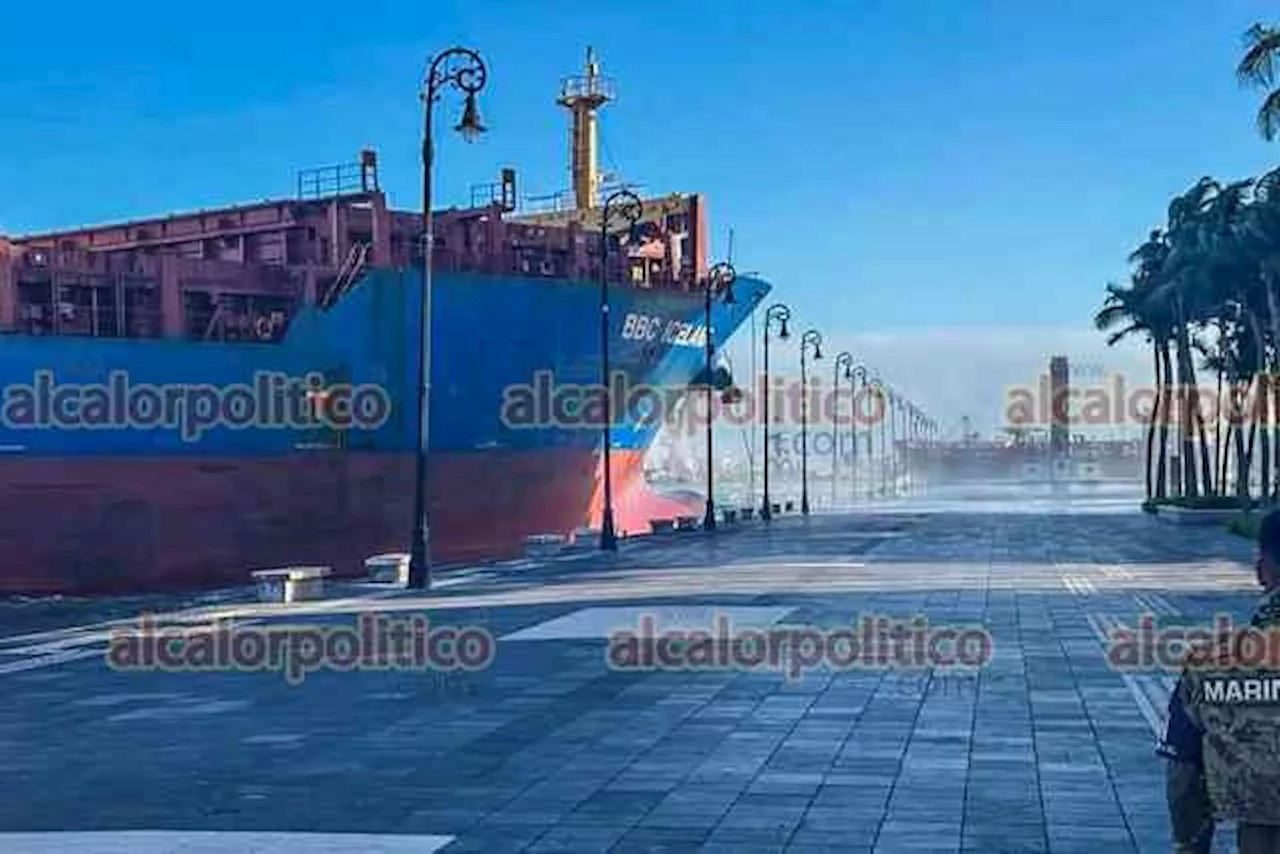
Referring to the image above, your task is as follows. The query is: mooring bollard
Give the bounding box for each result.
[365,553,410,585]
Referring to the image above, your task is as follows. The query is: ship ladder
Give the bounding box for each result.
[321,241,371,309]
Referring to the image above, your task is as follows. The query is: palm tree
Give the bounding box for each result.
[1096,29,1280,507]
[1095,281,1160,499]
[1238,24,1280,140]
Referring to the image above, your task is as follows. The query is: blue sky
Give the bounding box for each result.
[0,0,1277,430]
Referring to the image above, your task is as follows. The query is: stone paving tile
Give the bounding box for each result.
[1,506,1267,852]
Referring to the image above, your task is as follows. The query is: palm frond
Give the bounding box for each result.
[1258,88,1280,141]
[1094,303,1126,331]
[1105,322,1142,347]
[1238,23,1280,89]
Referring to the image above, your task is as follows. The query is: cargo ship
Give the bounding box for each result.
[0,51,770,594]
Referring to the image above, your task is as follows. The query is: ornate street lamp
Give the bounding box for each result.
[902,402,916,494]
[850,364,869,504]
[598,187,645,552]
[831,352,854,510]
[799,330,823,516]
[702,262,736,531]
[905,401,918,494]
[409,46,488,590]
[760,303,791,521]
[910,405,924,494]
[870,373,887,498]
[886,387,899,496]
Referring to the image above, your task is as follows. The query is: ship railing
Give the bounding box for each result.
[297,158,379,200]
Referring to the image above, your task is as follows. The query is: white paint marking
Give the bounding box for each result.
[500,604,797,641]
[1123,671,1170,738]
[722,562,867,570]
[0,831,455,852]
[553,552,599,562]
[73,693,192,708]
[432,573,495,589]
[107,699,251,723]
[242,733,306,745]
[0,648,101,674]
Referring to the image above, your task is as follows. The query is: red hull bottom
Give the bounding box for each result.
[0,449,699,595]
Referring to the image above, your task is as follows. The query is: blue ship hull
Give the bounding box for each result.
[0,269,769,592]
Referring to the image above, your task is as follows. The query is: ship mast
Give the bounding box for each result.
[557,47,615,211]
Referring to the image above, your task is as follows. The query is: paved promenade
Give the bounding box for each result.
[0,488,1264,853]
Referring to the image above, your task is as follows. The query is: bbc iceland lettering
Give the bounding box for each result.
[620,313,706,348]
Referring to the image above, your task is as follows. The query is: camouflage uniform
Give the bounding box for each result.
[1165,588,1280,853]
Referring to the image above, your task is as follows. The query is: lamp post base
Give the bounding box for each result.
[407,527,432,590]
[801,497,810,516]
[761,500,772,521]
[703,499,717,531]
[600,508,619,551]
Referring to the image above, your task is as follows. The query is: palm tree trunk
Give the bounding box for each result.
[1244,370,1260,501]
[1156,341,1172,499]
[1262,278,1280,502]
[1174,311,1199,498]
[1254,371,1264,496]
[1214,355,1224,495]
[1238,408,1252,501]
[1271,367,1280,503]
[1222,419,1234,494]
[1145,342,1160,500]
[1195,397,1213,497]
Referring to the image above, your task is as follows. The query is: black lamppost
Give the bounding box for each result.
[409,46,488,590]
[850,365,868,504]
[598,187,645,552]
[702,262,736,531]
[831,352,854,510]
[886,386,899,496]
[909,404,923,494]
[799,330,823,516]
[928,417,938,489]
[905,401,917,493]
[871,374,887,497]
[760,303,791,521]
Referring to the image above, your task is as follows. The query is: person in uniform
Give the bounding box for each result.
[1162,508,1280,853]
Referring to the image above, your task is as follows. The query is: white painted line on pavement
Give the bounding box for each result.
[553,552,599,562]
[0,648,102,675]
[1085,613,1110,645]
[1062,575,1096,596]
[1086,611,1174,738]
[432,572,497,589]
[0,831,455,852]
[1122,671,1167,738]
[722,562,867,570]
[500,604,797,641]
[1132,592,1179,617]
